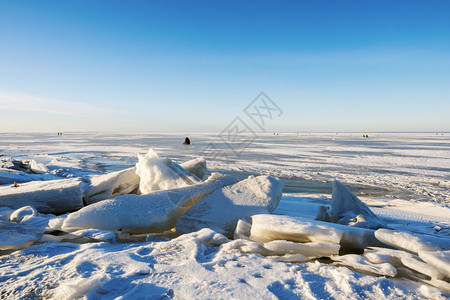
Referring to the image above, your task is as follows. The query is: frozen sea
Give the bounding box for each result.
[0,132,449,299]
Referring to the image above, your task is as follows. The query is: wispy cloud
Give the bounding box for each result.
[0,90,118,117]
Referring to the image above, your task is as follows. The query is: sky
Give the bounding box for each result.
[0,0,449,132]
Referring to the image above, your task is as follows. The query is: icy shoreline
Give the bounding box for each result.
[0,133,449,299]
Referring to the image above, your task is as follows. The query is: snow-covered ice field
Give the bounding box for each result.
[0,132,449,299]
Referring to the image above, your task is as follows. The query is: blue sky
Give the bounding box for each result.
[0,1,449,132]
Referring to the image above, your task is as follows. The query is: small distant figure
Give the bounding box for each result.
[13,181,19,188]
[362,134,369,138]
[183,137,191,145]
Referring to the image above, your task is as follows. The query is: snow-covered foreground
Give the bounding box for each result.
[0,132,449,299]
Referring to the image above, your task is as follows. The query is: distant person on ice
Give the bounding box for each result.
[183,137,191,145]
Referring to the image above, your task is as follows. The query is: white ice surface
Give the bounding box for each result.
[177,175,283,237]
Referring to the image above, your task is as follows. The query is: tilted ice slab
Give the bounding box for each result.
[61,174,237,233]
[316,179,386,229]
[375,228,450,254]
[180,157,207,179]
[176,175,283,237]
[250,214,387,250]
[83,167,140,205]
[136,149,201,194]
[0,178,84,213]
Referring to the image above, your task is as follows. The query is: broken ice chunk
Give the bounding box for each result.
[136,149,201,194]
[250,214,387,250]
[364,247,420,268]
[29,160,49,174]
[263,240,340,258]
[271,254,311,263]
[234,219,252,240]
[420,279,450,293]
[9,206,37,222]
[0,206,49,250]
[0,221,41,250]
[375,229,450,254]
[219,239,273,256]
[180,157,207,179]
[0,178,84,213]
[316,180,385,229]
[418,250,450,279]
[401,256,443,280]
[176,176,283,237]
[61,174,237,233]
[83,167,140,205]
[331,254,397,277]
[251,214,342,244]
[70,229,117,242]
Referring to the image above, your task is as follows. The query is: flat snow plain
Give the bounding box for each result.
[0,132,449,299]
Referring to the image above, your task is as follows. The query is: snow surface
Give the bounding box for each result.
[0,132,449,299]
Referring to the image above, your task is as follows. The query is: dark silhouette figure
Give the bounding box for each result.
[183,137,191,145]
